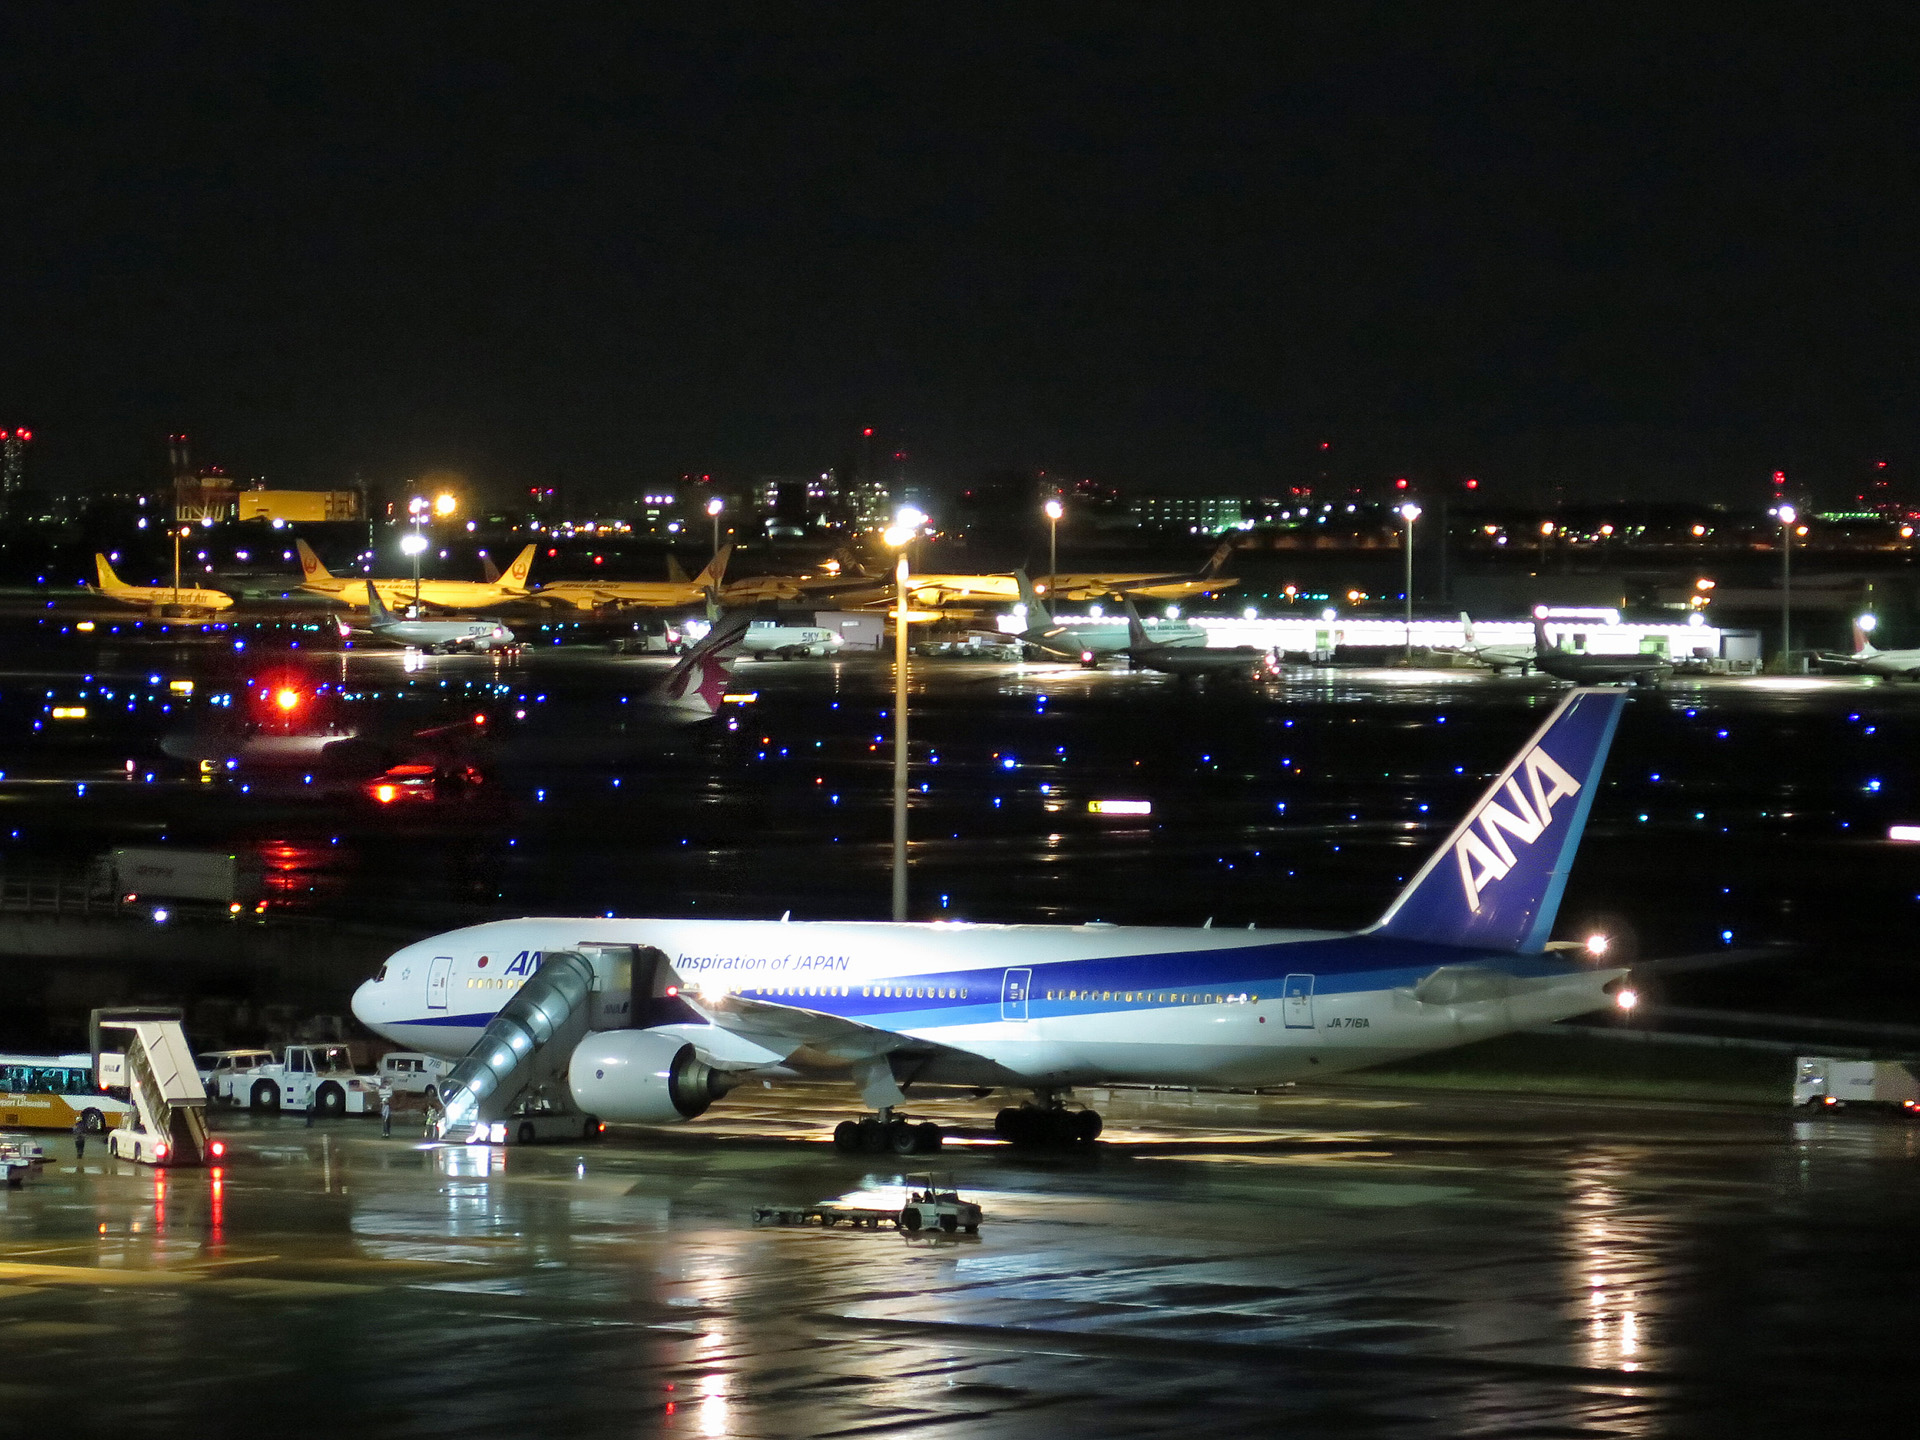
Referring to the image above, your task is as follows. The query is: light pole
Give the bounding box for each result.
[706,496,724,558]
[1777,503,1798,668]
[1398,501,1421,662]
[406,495,429,612]
[400,532,427,612]
[882,507,926,921]
[1043,497,1063,598]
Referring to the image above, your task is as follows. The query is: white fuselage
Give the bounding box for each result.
[369,617,515,652]
[352,916,1620,1091]
[740,625,845,659]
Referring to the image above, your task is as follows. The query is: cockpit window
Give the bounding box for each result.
[375,964,388,983]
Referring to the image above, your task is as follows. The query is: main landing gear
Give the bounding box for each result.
[994,1101,1102,1147]
[833,1109,945,1156]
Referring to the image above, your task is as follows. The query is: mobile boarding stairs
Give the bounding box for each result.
[91,1007,212,1166]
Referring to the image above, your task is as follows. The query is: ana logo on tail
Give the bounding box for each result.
[1453,743,1581,912]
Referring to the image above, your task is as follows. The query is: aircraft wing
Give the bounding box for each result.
[685,990,974,1069]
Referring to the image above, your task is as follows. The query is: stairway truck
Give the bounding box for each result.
[98,847,264,907]
[91,1009,212,1166]
[1794,1057,1920,1114]
[220,1045,383,1117]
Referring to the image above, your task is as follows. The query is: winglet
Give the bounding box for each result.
[1369,689,1628,953]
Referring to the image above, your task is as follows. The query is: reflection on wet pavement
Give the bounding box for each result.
[3,1084,1915,1435]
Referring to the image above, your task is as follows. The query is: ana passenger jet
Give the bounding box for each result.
[353,689,1631,1153]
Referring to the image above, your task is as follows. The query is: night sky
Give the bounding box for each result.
[3,7,1916,507]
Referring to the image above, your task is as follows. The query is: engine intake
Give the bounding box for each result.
[568,1028,732,1124]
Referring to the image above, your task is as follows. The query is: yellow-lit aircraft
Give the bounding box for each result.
[90,554,235,613]
[529,545,732,611]
[296,540,536,610]
[1038,541,1239,602]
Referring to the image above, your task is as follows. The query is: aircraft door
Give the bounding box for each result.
[1282,974,1315,1029]
[1001,969,1032,1022]
[426,956,453,1011]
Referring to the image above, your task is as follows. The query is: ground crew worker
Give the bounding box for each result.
[305,1094,315,1128]
[379,1084,393,1138]
[72,1117,86,1160]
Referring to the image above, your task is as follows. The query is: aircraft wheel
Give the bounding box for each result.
[1074,1110,1103,1143]
[858,1117,889,1154]
[832,1120,861,1153]
[887,1119,919,1155]
[914,1122,943,1154]
[993,1107,1023,1142]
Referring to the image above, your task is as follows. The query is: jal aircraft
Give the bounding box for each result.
[353,689,1632,1153]
[1038,540,1241,603]
[295,540,536,610]
[342,582,517,653]
[1818,620,1920,680]
[530,546,732,611]
[1451,613,1539,674]
[90,554,235,614]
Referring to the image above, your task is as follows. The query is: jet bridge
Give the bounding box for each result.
[90,1007,212,1166]
[433,946,663,1143]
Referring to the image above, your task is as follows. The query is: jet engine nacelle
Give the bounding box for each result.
[567,1028,732,1124]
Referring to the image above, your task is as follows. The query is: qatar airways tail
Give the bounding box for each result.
[353,689,1630,1152]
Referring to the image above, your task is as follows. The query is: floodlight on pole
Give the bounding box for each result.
[433,493,457,517]
[1043,497,1064,596]
[400,531,428,611]
[706,496,724,557]
[1398,501,1421,662]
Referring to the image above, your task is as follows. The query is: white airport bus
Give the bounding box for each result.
[0,1053,136,1133]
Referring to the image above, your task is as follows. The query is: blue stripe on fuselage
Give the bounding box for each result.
[390,933,1587,1031]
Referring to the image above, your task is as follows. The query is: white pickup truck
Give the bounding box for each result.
[219,1045,384,1117]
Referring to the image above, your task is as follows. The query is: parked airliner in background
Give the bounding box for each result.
[738,620,845,660]
[1451,613,1538,674]
[90,554,234,614]
[1004,570,1204,664]
[354,690,1632,1154]
[1818,619,1920,680]
[342,582,517,653]
[296,540,536,610]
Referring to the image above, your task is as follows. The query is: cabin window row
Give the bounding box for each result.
[467,977,526,990]
[1043,991,1256,1004]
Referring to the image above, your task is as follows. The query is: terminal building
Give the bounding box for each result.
[1190,609,1761,662]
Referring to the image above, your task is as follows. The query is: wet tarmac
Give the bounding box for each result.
[3,1086,1916,1437]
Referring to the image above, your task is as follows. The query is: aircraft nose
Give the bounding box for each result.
[350,977,379,1029]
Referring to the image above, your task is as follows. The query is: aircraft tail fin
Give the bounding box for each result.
[295,539,334,584]
[365,581,396,625]
[1459,611,1476,645]
[666,554,691,584]
[1854,621,1879,657]
[480,552,502,584]
[94,553,131,593]
[1203,540,1234,576]
[501,545,537,590]
[1121,595,1151,650]
[653,610,752,718]
[1532,614,1556,657]
[1370,689,1627,953]
[693,543,733,590]
[1013,569,1053,627]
